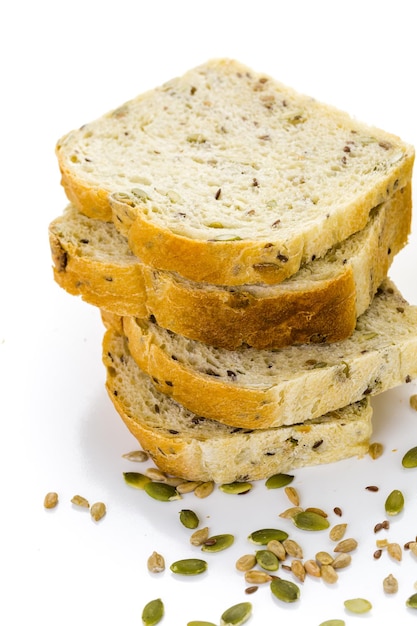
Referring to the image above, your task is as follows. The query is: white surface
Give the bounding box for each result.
[1,1,417,624]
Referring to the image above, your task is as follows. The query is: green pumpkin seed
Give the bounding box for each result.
[402,446,417,468]
[292,511,330,531]
[144,481,182,501]
[318,621,345,626]
[247,528,289,545]
[220,601,252,625]
[385,489,404,515]
[219,482,253,494]
[270,577,300,603]
[187,622,217,626]
[201,534,235,552]
[255,549,280,571]
[123,471,151,489]
[170,558,208,575]
[265,473,294,489]
[141,598,164,626]
[406,593,417,608]
[179,509,199,529]
[343,598,372,614]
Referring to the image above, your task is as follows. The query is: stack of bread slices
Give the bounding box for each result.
[49,58,417,484]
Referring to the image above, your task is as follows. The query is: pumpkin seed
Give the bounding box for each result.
[220,601,252,625]
[170,558,207,575]
[142,598,164,626]
[90,502,106,521]
[179,509,199,529]
[123,471,151,489]
[202,533,234,553]
[187,622,217,626]
[292,511,330,531]
[402,446,417,468]
[144,481,182,501]
[236,554,257,572]
[318,621,345,626]
[343,598,372,614]
[190,527,209,546]
[406,592,417,608]
[147,551,165,573]
[122,450,149,462]
[44,492,58,509]
[265,473,294,489]
[255,549,280,571]
[71,495,90,508]
[410,395,417,411]
[219,481,252,494]
[270,577,300,603]
[248,528,288,545]
[385,489,404,515]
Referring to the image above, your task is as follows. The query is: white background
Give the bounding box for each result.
[1,1,417,624]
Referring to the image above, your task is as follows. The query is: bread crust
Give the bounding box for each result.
[49,185,412,349]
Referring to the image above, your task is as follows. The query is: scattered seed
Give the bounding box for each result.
[385,489,404,516]
[329,523,347,542]
[368,442,384,459]
[177,481,202,494]
[71,495,90,508]
[123,471,151,489]
[316,551,334,566]
[236,554,257,572]
[244,570,273,584]
[90,502,106,521]
[293,511,330,531]
[282,538,303,559]
[366,485,379,492]
[145,468,168,481]
[279,506,303,519]
[333,507,342,517]
[321,564,338,584]
[265,473,294,489]
[304,559,321,577]
[147,551,165,573]
[190,527,210,546]
[122,450,149,462]
[201,534,234,553]
[164,475,185,487]
[402,446,417,468]
[383,573,398,594]
[248,528,288,545]
[318,621,345,626]
[408,542,417,557]
[245,586,258,595]
[382,520,390,529]
[406,593,417,608]
[374,549,383,559]
[220,601,252,626]
[387,542,402,561]
[219,482,252,495]
[144,481,182,502]
[376,539,389,548]
[142,598,164,626]
[170,558,208,576]
[270,577,300,603]
[334,538,358,553]
[290,559,306,582]
[187,622,217,626]
[332,553,352,569]
[179,509,199,529]
[343,598,372,614]
[266,540,287,561]
[304,506,328,518]
[410,395,417,411]
[194,481,214,499]
[374,522,384,533]
[284,486,300,506]
[255,549,280,571]
[43,492,58,509]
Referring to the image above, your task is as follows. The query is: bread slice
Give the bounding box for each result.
[56,58,414,286]
[49,185,411,350]
[103,329,372,483]
[112,279,417,430]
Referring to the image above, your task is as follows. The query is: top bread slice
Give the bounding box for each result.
[49,185,411,350]
[56,58,414,286]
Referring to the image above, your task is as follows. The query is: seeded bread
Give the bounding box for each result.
[111,280,417,430]
[49,185,411,350]
[103,329,372,483]
[56,58,414,286]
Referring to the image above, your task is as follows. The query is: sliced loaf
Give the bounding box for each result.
[49,184,411,349]
[103,329,372,483]
[56,58,414,286]
[115,279,417,430]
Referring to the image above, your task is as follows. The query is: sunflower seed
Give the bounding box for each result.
[144,481,182,501]
[321,564,338,584]
[270,577,300,603]
[266,540,286,560]
[194,481,214,499]
[344,598,372,614]
[90,502,106,521]
[177,481,202,494]
[190,527,210,546]
[123,471,151,489]
[147,551,165,573]
[201,534,234,553]
[293,511,330,531]
[179,509,199,529]
[244,570,273,584]
[265,473,294,489]
[248,528,288,545]
[315,551,334,566]
[142,598,164,626]
[385,489,404,515]
[332,553,352,569]
[334,538,358,553]
[304,507,328,518]
[236,554,257,572]
[402,446,417,468]
[284,486,300,506]
[290,559,306,582]
[122,450,149,462]
[145,468,168,481]
[279,506,303,519]
[71,495,90,508]
[255,549,280,571]
[220,601,252,625]
[44,492,58,509]
[282,539,303,559]
[170,558,208,575]
[383,573,398,594]
[304,559,321,577]
[329,523,347,541]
